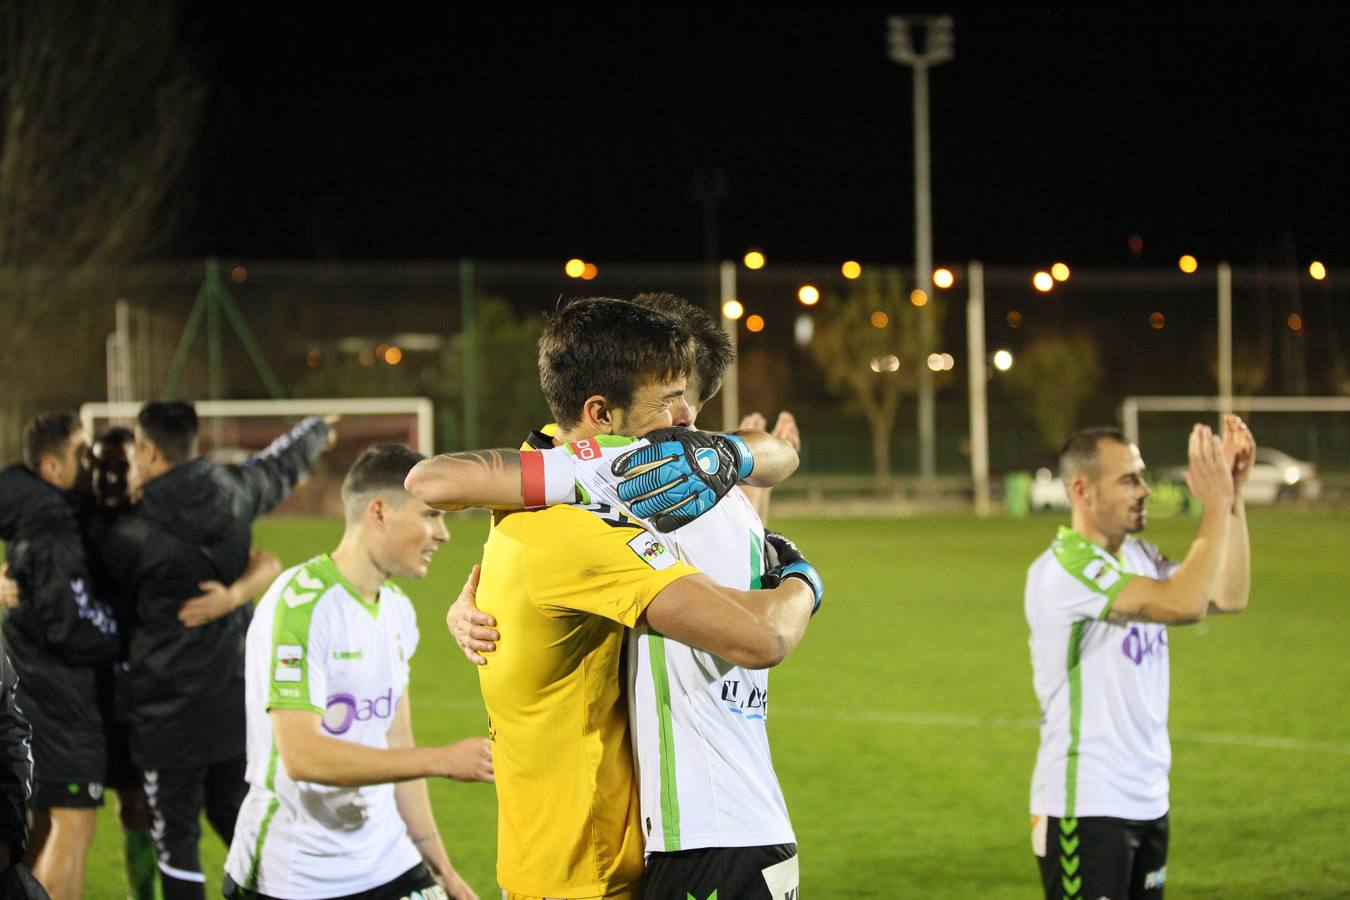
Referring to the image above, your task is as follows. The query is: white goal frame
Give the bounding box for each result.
[1120,395,1350,447]
[79,397,436,456]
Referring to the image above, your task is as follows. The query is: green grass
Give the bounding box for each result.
[82,509,1350,898]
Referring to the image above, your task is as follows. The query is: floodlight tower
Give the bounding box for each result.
[888,14,953,482]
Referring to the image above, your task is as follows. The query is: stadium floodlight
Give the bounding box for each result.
[889,14,954,482]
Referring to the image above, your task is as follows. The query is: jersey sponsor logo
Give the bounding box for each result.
[332,650,363,660]
[275,644,304,682]
[1123,623,1166,666]
[720,678,768,720]
[695,446,720,475]
[1121,625,1168,665]
[322,689,396,735]
[628,532,676,570]
[570,438,601,460]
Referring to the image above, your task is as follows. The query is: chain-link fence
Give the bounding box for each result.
[4,258,1347,506]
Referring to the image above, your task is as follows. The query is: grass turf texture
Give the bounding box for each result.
[81,509,1350,898]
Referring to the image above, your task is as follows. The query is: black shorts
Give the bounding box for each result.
[643,843,799,900]
[223,863,444,900]
[32,778,105,810]
[97,662,141,792]
[1034,814,1168,900]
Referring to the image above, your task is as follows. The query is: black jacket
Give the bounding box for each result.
[0,638,31,864]
[95,417,329,769]
[0,468,120,782]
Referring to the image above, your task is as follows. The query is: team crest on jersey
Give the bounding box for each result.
[275,644,303,682]
[628,532,676,570]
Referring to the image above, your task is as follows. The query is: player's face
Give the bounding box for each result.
[378,495,449,579]
[611,375,693,437]
[1088,440,1151,536]
[46,427,88,493]
[683,372,707,428]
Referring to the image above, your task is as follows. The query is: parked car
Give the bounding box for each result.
[1241,447,1321,504]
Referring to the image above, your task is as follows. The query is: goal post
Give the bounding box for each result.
[80,397,435,456]
[80,398,436,517]
[1121,396,1350,446]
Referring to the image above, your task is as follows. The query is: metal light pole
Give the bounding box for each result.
[888,15,953,482]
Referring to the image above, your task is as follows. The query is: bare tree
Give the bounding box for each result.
[809,269,941,487]
[0,0,205,459]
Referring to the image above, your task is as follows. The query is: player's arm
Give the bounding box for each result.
[738,411,800,523]
[388,694,486,900]
[405,449,538,511]
[1208,414,1253,614]
[270,707,492,788]
[641,532,821,669]
[179,548,282,628]
[1107,425,1234,625]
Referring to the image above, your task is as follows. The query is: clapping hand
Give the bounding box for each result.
[1221,414,1255,489]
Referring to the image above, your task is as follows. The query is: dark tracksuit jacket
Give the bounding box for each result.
[93,417,329,771]
[0,467,120,786]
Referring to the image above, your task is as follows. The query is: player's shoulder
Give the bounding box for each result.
[263,556,347,618]
[1123,535,1172,574]
[1049,526,1122,578]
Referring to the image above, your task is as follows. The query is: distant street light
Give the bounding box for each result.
[745,314,765,333]
[1051,262,1070,282]
[744,250,766,270]
[722,299,745,320]
[932,268,954,289]
[841,260,863,279]
[1179,254,1199,274]
[993,349,1014,371]
[564,258,585,278]
[797,285,820,306]
[1032,271,1054,292]
[581,262,599,281]
[889,12,953,482]
[1310,260,1327,280]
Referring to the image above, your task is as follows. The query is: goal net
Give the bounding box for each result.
[79,397,434,517]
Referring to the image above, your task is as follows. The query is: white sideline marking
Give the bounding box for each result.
[774,706,1350,756]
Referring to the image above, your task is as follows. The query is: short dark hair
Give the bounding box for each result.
[1059,427,1130,482]
[631,292,733,405]
[340,443,426,517]
[22,411,81,471]
[538,297,693,429]
[137,401,199,464]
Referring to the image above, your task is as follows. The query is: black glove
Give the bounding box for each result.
[761,531,823,615]
[612,427,754,533]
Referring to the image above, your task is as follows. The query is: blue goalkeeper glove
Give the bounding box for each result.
[612,427,754,533]
[761,531,823,615]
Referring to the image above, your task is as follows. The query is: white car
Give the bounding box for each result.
[1241,447,1321,504]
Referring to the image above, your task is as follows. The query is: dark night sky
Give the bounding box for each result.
[190,4,1350,267]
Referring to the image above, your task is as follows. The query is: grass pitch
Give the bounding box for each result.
[83,509,1350,898]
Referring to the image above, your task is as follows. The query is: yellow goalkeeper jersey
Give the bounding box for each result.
[477,496,697,898]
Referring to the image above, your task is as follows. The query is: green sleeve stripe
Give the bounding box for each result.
[1052,529,1134,606]
[267,568,324,708]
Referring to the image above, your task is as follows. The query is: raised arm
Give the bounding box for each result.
[739,411,801,523]
[226,415,334,520]
[1108,425,1234,625]
[1209,414,1253,614]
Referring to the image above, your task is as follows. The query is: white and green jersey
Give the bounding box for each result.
[224,555,422,899]
[548,436,795,854]
[1026,526,1178,821]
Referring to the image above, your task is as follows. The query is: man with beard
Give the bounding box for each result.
[1025,420,1253,900]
